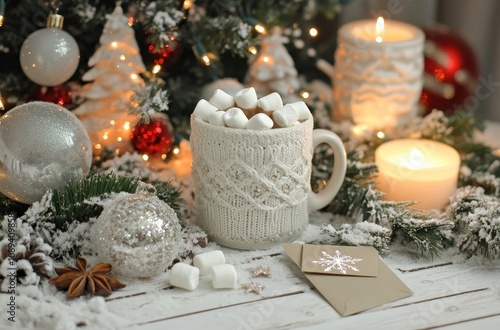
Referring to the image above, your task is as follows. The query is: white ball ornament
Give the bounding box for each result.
[91,193,182,279]
[0,101,92,204]
[20,28,80,86]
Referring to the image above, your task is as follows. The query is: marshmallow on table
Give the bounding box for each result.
[224,107,249,129]
[257,92,283,112]
[210,264,237,289]
[193,99,218,122]
[208,111,226,127]
[209,89,235,110]
[193,250,225,275]
[245,113,274,130]
[234,87,258,110]
[273,104,299,128]
[169,263,199,291]
[289,101,312,121]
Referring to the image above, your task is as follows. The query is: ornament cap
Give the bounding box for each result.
[46,13,64,29]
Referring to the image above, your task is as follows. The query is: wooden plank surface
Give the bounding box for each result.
[104,245,500,330]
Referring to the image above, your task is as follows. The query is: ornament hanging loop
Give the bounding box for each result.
[46,12,64,29]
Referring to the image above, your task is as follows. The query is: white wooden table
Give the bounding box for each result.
[104,238,500,330]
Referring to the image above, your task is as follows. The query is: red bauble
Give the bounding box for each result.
[420,25,479,115]
[26,84,72,106]
[148,37,181,67]
[131,116,174,157]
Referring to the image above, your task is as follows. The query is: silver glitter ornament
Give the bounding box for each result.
[0,102,92,204]
[91,193,182,279]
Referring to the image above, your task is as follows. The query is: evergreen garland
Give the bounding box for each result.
[48,173,141,230]
[312,108,500,259]
[448,186,500,258]
[8,172,182,261]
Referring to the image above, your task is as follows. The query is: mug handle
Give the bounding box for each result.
[308,129,347,211]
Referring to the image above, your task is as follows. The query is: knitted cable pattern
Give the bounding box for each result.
[190,115,313,249]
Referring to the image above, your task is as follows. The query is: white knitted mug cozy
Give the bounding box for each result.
[191,115,346,250]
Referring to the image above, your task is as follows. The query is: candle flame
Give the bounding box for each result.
[407,147,425,169]
[375,17,384,43]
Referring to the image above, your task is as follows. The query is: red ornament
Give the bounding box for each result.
[148,36,181,67]
[131,116,174,157]
[420,25,479,116]
[26,84,72,107]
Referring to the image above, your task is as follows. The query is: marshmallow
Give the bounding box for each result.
[273,104,299,128]
[208,111,226,127]
[193,99,218,122]
[224,107,249,129]
[257,92,283,112]
[289,101,312,121]
[234,87,258,109]
[169,263,199,291]
[245,113,273,130]
[209,89,235,110]
[210,264,237,289]
[193,250,225,275]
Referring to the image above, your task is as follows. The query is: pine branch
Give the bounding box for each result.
[22,172,183,261]
[252,0,344,27]
[148,181,182,213]
[130,76,170,123]
[138,0,184,49]
[34,172,182,231]
[197,16,257,57]
[49,173,141,230]
[448,186,500,258]
[390,216,454,258]
[322,222,392,256]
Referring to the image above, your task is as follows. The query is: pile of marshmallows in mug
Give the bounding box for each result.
[193,87,312,129]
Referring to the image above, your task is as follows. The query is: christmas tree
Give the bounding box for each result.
[246,27,300,101]
[73,5,146,156]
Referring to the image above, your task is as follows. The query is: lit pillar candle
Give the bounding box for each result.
[333,18,424,131]
[375,139,460,210]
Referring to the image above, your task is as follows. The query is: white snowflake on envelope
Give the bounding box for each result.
[312,250,363,274]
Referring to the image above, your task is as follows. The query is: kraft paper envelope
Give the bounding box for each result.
[282,243,412,316]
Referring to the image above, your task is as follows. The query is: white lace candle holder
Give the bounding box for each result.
[190,115,347,250]
[333,19,424,131]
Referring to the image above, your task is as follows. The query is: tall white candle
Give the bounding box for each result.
[375,139,460,210]
[333,18,424,131]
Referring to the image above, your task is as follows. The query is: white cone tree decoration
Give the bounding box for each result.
[74,5,146,156]
[246,27,300,102]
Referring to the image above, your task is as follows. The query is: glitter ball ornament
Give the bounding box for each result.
[26,84,71,107]
[20,14,80,86]
[91,193,181,279]
[0,101,92,204]
[131,115,174,157]
[420,25,478,115]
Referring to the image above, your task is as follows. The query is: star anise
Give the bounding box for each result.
[49,256,126,298]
